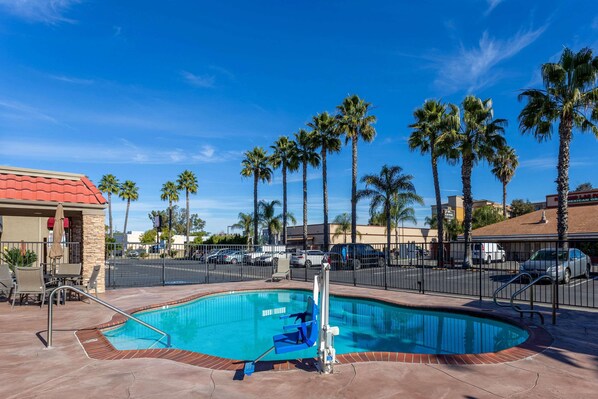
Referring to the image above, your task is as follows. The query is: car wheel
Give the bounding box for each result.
[562,268,571,284]
[585,264,591,279]
[377,257,385,268]
[305,260,312,268]
[231,258,237,264]
[353,259,361,270]
[501,255,506,263]
[486,256,491,264]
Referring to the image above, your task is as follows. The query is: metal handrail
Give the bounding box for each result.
[47,285,171,348]
[509,275,555,325]
[493,272,532,307]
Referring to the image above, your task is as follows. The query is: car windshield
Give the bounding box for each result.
[529,250,567,261]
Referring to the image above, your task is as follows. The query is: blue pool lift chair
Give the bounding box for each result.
[243,296,319,376]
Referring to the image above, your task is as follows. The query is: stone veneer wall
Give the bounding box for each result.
[82,213,105,293]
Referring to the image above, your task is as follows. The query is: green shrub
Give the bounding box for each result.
[1,247,38,271]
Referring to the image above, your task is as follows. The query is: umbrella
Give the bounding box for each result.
[49,203,65,261]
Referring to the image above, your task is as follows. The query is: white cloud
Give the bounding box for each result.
[0,98,59,124]
[49,74,94,85]
[484,0,503,16]
[433,25,548,93]
[0,0,81,24]
[519,157,593,170]
[180,71,215,88]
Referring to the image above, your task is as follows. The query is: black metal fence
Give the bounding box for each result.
[291,239,598,310]
[0,241,82,274]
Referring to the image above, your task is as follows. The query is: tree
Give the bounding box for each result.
[336,95,377,244]
[308,112,342,251]
[98,174,120,238]
[332,213,361,243]
[408,99,457,265]
[491,146,519,217]
[119,180,139,247]
[160,181,180,251]
[139,229,157,244]
[426,215,463,241]
[270,136,298,244]
[450,96,506,267]
[259,199,282,244]
[369,193,420,248]
[356,165,420,275]
[574,182,593,192]
[510,199,536,217]
[177,170,198,244]
[148,206,206,235]
[241,147,273,245]
[232,212,254,239]
[295,129,321,250]
[519,47,598,242]
[472,206,506,229]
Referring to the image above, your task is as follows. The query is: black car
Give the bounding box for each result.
[327,244,385,270]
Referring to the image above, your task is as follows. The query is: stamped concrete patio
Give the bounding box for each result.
[1,280,597,399]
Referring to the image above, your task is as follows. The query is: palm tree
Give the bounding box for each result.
[491,146,519,218]
[241,147,273,245]
[177,170,198,244]
[332,213,357,243]
[119,180,139,249]
[270,136,299,244]
[308,112,342,251]
[408,99,457,265]
[519,47,598,241]
[369,194,420,247]
[336,95,377,244]
[232,212,254,247]
[259,199,282,244]
[356,165,419,272]
[160,181,180,251]
[451,96,506,267]
[98,174,120,238]
[294,129,321,250]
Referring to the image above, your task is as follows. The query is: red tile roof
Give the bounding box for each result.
[0,172,107,205]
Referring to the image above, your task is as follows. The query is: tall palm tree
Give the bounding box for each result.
[232,212,254,248]
[519,47,598,241]
[491,146,519,218]
[98,174,120,238]
[119,180,139,248]
[308,112,342,251]
[259,199,282,244]
[408,99,457,264]
[332,213,357,243]
[241,147,273,245]
[390,193,422,248]
[356,165,419,270]
[160,181,180,251]
[451,96,506,267]
[270,136,299,244]
[294,129,321,250]
[336,95,377,244]
[177,170,198,244]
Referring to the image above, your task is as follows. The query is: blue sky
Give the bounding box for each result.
[1,0,597,235]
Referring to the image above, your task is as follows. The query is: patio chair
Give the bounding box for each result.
[53,263,82,284]
[12,267,49,309]
[0,264,14,298]
[72,265,101,299]
[271,258,290,281]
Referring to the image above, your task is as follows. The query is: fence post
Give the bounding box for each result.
[479,250,483,302]
[161,250,166,286]
[420,251,425,294]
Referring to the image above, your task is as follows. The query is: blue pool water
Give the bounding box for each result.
[103,290,528,361]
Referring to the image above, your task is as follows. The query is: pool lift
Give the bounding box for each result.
[243,261,340,376]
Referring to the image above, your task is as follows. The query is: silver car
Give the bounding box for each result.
[519,248,592,284]
[290,250,325,268]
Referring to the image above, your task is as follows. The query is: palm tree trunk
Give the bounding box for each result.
[557,118,572,243]
[386,202,391,265]
[303,161,308,250]
[322,146,330,251]
[282,165,287,245]
[462,156,474,267]
[123,199,130,250]
[351,135,358,244]
[431,150,444,266]
[253,174,259,246]
[168,200,173,252]
[502,181,507,218]
[108,193,113,238]
[185,190,190,244]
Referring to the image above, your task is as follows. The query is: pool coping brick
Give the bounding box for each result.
[75,287,554,372]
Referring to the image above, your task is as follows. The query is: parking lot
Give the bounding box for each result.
[105,257,598,310]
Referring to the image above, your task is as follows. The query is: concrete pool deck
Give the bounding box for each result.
[1,280,598,398]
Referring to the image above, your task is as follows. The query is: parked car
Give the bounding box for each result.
[327,244,385,270]
[256,250,286,266]
[221,250,246,264]
[149,243,165,253]
[472,242,506,264]
[290,250,325,268]
[207,249,235,263]
[519,248,592,284]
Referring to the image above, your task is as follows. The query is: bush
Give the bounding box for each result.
[1,247,38,271]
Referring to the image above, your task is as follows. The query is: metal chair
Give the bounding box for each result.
[12,267,49,308]
[73,265,101,298]
[53,263,82,284]
[0,264,14,298]
[271,258,290,281]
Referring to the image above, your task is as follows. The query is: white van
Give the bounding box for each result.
[472,243,506,264]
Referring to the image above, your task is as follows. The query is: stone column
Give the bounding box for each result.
[82,211,105,293]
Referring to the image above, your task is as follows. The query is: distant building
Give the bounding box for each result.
[431,195,509,222]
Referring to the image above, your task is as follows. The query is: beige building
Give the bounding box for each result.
[287,223,437,249]
[0,166,107,292]
[431,195,508,223]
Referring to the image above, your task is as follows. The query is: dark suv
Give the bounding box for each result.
[327,244,385,270]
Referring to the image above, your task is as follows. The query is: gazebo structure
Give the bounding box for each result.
[0,166,107,292]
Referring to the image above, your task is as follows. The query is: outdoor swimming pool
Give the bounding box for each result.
[103,290,528,361]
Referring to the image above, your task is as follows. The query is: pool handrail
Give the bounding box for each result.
[509,275,556,325]
[46,285,171,349]
[493,272,532,307]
